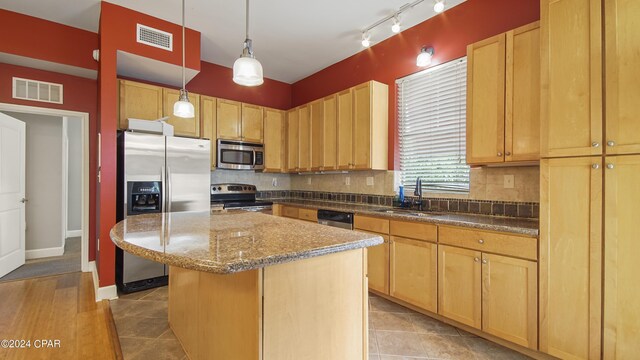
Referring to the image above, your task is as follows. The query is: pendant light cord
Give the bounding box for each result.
[182,0,186,91]
[245,0,250,40]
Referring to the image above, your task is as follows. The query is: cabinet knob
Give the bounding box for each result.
[478,239,484,244]
[482,259,488,264]
[592,142,600,148]
[607,163,614,170]
[505,151,511,156]
[497,152,503,157]
[607,140,616,147]
[474,257,480,262]
[592,163,600,169]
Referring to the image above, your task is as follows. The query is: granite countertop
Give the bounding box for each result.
[274,199,539,237]
[110,211,383,274]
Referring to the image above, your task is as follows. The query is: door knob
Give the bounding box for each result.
[20,198,28,203]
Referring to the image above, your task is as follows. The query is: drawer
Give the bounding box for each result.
[354,215,390,234]
[298,208,318,222]
[390,220,437,242]
[281,206,299,219]
[439,226,537,260]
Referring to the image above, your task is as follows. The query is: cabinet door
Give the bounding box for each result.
[604,155,640,359]
[363,233,389,295]
[605,0,640,155]
[310,99,324,171]
[298,105,311,171]
[241,103,263,143]
[466,33,506,165]
[505,22,540,162]
[539,157,602,359]
[323,95,337,170]
[390,236,437,313]
[541,0,602,157]
[481,253,537,349]
[286,109,299,172]
[353,83,372,169]
[438,245,481,329]
[163,88,200,138]
[200,96,217,170]
[216,99,242,140]
[118,80,163,130]
[337,89,353,170]
[264,108,285,172]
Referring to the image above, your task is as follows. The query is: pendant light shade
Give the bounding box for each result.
[233,0,264,87]
[173,89,195,118]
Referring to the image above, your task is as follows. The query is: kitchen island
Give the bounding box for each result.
[110,210,382,360]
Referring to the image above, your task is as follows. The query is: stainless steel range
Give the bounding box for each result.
[210,183,273,211]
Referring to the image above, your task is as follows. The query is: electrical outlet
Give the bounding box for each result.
[307,177,312,185]
[272,178,278,187]
[366,177,374,186]
[504,175,515,189]
[345,177,351,186]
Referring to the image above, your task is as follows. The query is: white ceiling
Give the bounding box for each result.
[0,0,465,84]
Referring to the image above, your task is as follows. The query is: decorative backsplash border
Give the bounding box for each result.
[257,190,539,219]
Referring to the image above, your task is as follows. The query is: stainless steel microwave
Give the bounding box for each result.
[217,140,265,170]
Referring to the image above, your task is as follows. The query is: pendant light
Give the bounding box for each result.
[233,0,264,86]
[173,0,195,118]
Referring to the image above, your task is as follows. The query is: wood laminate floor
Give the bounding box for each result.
[0,272,120,360]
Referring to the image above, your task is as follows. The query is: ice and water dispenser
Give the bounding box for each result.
[127,181,162,215]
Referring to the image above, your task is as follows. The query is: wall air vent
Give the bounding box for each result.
[137,24,173,51]
[12,77,63,104]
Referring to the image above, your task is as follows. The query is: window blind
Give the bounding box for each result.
[397,57,469,193]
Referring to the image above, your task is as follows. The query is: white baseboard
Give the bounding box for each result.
[88,261,119,302]
[25,246,64,260]
[66,229,82,238]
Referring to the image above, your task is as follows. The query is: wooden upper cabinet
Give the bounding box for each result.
[337,89,354,170]
[241,103,264,143]
[390,236,437,313]
[310,99,324,171]
[263,108,285,172]
[322,95,338,171]
[541,0,602,158]
[604,155,640,359]
[200,96,217,170]
[118,80,163,130]
[353,81,388,170]
[438,245,482,329]
[163,88,201,138]
[539,157,602,359]
[605,0,640,155]
[481,253,538,349]
[466,33,506,165]
[286,109,299,172]
[505,22,540,162]
[298,105,311,171]
[216,99,242,140]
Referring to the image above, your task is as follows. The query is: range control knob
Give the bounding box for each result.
[218,187,222,191]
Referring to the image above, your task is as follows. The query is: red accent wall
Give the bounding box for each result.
[188,61,292,110]
[0,63,98,260]
[0,9,98,71]
[291,0,540,169]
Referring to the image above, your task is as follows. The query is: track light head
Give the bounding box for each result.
[391,16,401,33]
[434,0,445,13]
[361,32,371,48]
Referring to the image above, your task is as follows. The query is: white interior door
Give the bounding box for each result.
[0,112,26,278]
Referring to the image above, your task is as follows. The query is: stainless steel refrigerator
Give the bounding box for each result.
[116,131,210,293]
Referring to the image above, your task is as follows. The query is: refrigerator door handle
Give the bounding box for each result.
[161,165,166,212]
[167,166,172,213]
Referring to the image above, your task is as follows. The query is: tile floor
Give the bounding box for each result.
[110,287,531,360]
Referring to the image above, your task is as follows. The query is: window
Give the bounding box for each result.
[397,57,469,193]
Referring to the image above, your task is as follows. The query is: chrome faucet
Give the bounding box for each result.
[414,177,423,211]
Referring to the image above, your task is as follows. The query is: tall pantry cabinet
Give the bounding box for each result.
[540,0,640,359]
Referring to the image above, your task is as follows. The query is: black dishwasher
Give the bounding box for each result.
[317,209,354,230]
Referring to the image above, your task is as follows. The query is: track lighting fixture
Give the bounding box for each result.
[391,16,401,33]
[416,46,435,67]
[361,32,371,48]
[434,0,445,13]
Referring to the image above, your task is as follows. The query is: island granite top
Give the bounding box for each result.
[109,210,383,274]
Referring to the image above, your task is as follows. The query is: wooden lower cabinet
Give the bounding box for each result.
[366,234,389,295]
[481,253,537,349]
[281,206,299,219]
[390,236,437,312]
[438,245,482,329]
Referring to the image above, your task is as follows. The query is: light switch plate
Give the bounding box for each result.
[366,177,374,186]
[345,177,351,186]
[504,175,515,189]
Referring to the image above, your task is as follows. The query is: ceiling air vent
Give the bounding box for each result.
[12,77,63,104]
[137,24,173,51]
